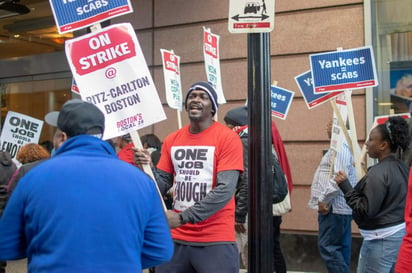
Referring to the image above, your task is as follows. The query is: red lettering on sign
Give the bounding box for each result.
[68,25,136,76]
[204,32,218,58]
[163,51,179,73]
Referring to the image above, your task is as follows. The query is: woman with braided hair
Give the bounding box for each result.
[334,116,409,273]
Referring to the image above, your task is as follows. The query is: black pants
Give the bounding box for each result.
[273,216,286,273]
[0,261,6,273]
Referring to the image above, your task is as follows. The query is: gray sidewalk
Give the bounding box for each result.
[6,260,316,273]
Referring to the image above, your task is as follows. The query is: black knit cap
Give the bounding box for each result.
[45,99,105,137]
[185,81,218,116]
[224,106,248,127]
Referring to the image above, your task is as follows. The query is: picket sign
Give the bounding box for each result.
[160,48,182,129]
[129,130,166,211]
[87,23,166,211]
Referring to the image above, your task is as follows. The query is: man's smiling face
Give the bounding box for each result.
[186,89,214,122]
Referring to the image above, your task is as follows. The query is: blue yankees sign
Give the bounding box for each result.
[271,85,294,120]
[49,0,133,34]
[295,70,343,109]
[310,46,378,94]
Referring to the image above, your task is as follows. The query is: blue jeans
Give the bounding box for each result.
[357,227,405,273]
[318,211,352,273]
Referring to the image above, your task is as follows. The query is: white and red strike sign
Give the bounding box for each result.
[203,27,226,104]
[161,49,182,111]
[0,111,44,159]
[374,113,410,125]
[65,23,166,140]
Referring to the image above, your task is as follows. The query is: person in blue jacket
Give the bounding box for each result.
[0,99,173,273]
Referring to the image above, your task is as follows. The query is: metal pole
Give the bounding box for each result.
[247,32,273,273]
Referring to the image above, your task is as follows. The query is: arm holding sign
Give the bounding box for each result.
[135,141,241,228]
[134,148,173,195]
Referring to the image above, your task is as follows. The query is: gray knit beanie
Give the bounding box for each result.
[224,106,248,126]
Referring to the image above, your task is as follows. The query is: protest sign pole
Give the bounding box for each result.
[89,23,102,32]
[329,150,336,179]
[330,48,362,178]
[330,99,367,175]
[129,130,167,211]
[345,90,363,179]
[330,100,353,153]
[177,110,182,129]
[170,49,182,129]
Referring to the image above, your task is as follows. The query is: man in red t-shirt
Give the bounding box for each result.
[135,81,243,273]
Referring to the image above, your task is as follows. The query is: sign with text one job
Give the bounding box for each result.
[0,111,44,159]
[49,0,133,34]
[309,46,378,94]
[65,23,166,140]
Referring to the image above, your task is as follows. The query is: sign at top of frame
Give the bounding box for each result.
[49,0,133,34]
[228,0,275,33]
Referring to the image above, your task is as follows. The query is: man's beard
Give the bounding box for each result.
[188,114,203,122]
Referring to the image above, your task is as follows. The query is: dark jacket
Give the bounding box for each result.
[0,151,17,216]
[339,155,409,230]
[235,129,248,223]
[0,152,17,186]
[8,159,47,193]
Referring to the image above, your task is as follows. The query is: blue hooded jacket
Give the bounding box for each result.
[0,135,173,273]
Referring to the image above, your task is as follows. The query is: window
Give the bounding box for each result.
[1,78,72,144]
[372,0,412,116]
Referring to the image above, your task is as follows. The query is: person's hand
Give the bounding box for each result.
[166,210,182,229]
[334,170,348,185]
[318,202,330,215]
[133,147,152,168]
[235,222,246,233]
